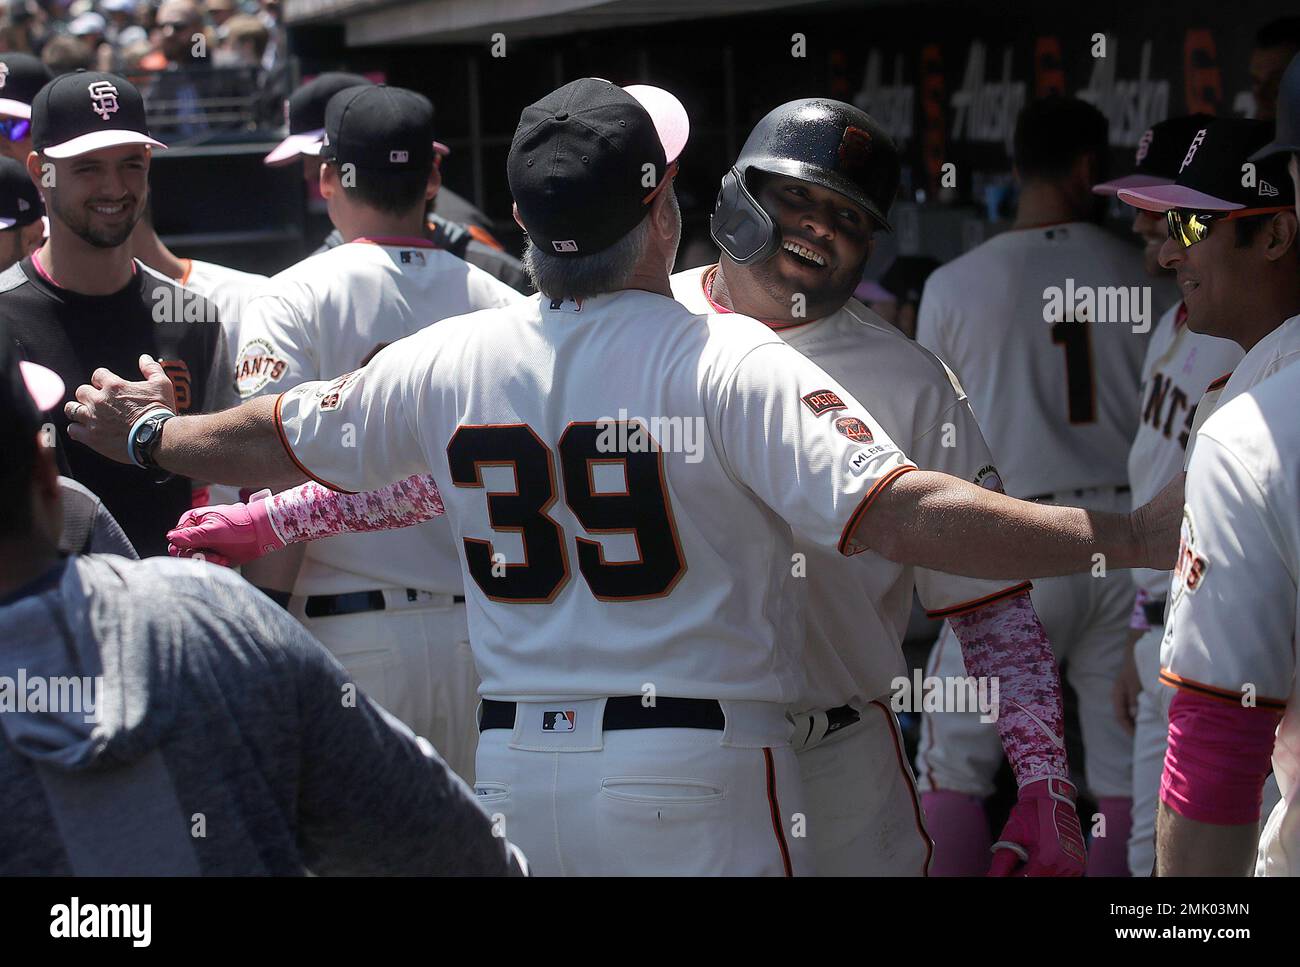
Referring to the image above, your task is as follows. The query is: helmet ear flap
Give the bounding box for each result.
[710,166,782,265]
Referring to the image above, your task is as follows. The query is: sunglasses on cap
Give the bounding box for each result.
[0,118,30,143]
[1166,206,1292,247]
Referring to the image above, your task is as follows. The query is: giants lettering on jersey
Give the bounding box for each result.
[235,338,290,399]
[1142,371,1197,450]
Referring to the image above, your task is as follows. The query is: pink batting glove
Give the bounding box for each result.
[167,489,286,567]
[988,777,1087,877]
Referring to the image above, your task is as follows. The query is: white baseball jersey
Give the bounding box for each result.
[274,289,916,702]
[236,237,522,596]
[180,258,269,358]
[1127,301,1243,596]
[673,265,1025,711]
[917,222,1168,497]
[1160,371,1300,875]
[1184,313,1300,467]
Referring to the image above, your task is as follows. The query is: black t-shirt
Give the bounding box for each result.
[0,258,234,557]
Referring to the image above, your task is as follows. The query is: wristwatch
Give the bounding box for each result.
[129,409,176,470]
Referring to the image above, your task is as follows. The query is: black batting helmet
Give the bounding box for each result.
[710,98,901,265]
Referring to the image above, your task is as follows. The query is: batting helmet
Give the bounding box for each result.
[710,98,901,265]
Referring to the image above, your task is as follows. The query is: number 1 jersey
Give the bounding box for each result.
[274,289,915,702]
[916,223,1164,498]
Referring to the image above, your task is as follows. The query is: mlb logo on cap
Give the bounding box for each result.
[542,710,576,731]
[389,149,409,163]
[552,240,579,253]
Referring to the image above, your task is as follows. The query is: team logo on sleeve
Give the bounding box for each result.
[234,338,289,398]
[801,389,847,416]
[973,463,1005,493]
[1170,508,1209,605]
[834,416,874,443]
[317,370,359,411]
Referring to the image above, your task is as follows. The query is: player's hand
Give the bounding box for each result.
[65,356,178,463]
[167,490,286,566]
[988,777,1087,877]
[1111,631,1143,735]
[1130,472,1184,571]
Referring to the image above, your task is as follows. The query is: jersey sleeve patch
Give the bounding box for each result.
[801,389,847,416]
[234,337,290,399]
[834,416,873,443]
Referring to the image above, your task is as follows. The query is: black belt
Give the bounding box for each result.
[257,587,292,610]
[1024,484,1130,502]
[1143,598,1167,627]
[479,696,725,732]
[304,589,465,619]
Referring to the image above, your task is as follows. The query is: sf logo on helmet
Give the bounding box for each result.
[89,80,120,121]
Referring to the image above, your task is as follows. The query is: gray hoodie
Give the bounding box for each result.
[0,554,516,875]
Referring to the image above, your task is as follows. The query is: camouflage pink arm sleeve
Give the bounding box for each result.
[947,591,1069,787]
[265,474,445,544]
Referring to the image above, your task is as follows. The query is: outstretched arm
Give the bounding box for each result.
[855,470,1181,579]
[168,474,446,565]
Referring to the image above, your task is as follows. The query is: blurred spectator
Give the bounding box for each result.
[152,0,206,69]
[218,13,266,69]
[100,0,138,46]
[0,52,50,162]
[68,10,112,70]
[207,0,237,29]
[118,36,151,72]
[40,34,94,74]
[1251,18,1300,120]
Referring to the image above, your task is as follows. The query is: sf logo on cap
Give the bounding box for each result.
[89,80,120,121]
[1179,128,1206,173]
[0,63,8,90]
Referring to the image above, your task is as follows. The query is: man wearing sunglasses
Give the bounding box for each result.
[1154,59,1300,877]
[0,53,52,165]
[1118,117,1299,458]
[1095,116,1245,877]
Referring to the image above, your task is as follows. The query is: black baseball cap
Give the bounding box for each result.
[0,156,42,230]
[1093,114,1214,196]
[1,319,64,477]
[263,71,371,166]
[1119,118,1294,212]
[32,70,165,159]
[508,78,689,256]
[0,53,52,120]
[1250,53,1300,163]
[321,85,434,171]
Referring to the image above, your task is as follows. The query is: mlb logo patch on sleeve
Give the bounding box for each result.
[801,389,847,416]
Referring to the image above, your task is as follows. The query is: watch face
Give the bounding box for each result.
[139,422,158,445]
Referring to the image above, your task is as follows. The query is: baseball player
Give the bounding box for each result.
[226,84,521,781]
[0,53,51,164]
[66,79,1180,876]
[915,97,1171,876]
[1092,115,1245,876]
[0,156,45,271]
[1117,117,1300,463]
[1255,53,1300,218]
[265,70,527,290]
[1155,364,1300,875]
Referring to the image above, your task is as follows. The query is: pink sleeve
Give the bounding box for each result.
[265,473,445,545]
[947,590,1068,787]
[1159,689,1280,825]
